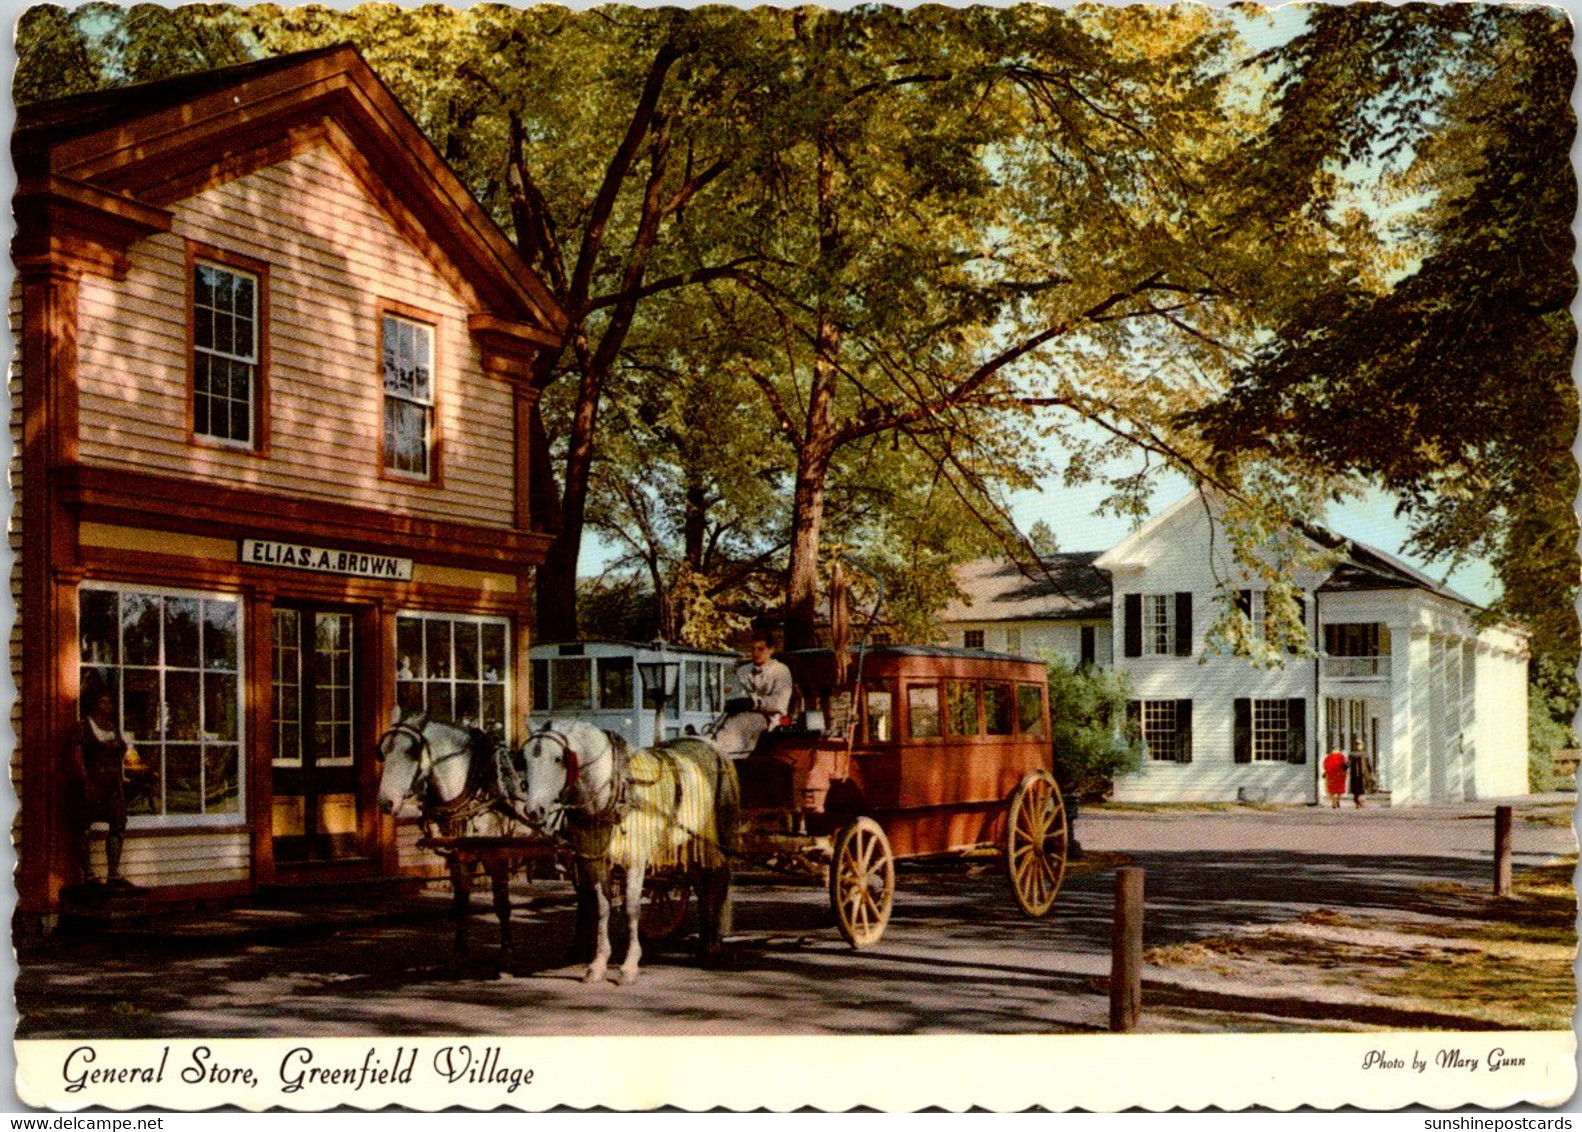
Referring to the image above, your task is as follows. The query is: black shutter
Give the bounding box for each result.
[1286,698,1307,764]
[1176,699,1192,764]
[1236,589,1251,617]
[1124,594,1142,658]
[1174,592,1193,656]
[1126,700,1141,756]
[1290,594,1308,655]
[1233,698,1251,763]
[1080,625,1096,667]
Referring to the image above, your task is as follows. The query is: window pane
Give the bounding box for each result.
[1017,684,1046,737]
[166,670,202,740]
[203,745,241,814]
[866,690,893,742]
[203,600,238,671]
[164,744,203,814]
[122,594,161,667]
[481,624,506,682]
[946,680,980,737]
[598,659,633,710]
[482,684,506,741]
[984,683,1014,735]
[165,598,200,669]
[205,673,239,742]
[80,589,119,668]
[552,658,592,710]
[454,622,479,681]
[907,684,940,738]
[396,617,424,680]
[425,620,452,678]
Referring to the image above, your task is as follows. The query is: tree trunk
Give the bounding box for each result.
[785,444,833,650]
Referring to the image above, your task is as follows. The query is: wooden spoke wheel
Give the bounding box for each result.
[639,876,691,943]
[828,816,895,949]
[1005,770,1068,917]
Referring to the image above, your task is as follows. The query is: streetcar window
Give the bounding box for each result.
[1017,683,1047,737]
[866,689,894,742]
[984,682,1015,736]
[946,680,981,737]
[597,658,633,710]
[551,657,592,710]
[907,684,941,738]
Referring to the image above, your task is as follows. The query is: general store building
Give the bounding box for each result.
[941,493,1530,805]
[12,47,566,923]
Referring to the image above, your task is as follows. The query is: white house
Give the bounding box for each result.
[940,493,1530,804]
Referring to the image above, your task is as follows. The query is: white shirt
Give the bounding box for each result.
[736,656,793,718]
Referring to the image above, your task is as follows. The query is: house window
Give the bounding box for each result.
[78,585,243,821]
[1233,697,1307,764]
[1124,592,1193,657]
[1005,627,1022,656]
[1252,699,1289,762]
[1238,589,1308,652]
[963,629,985,650]
[1130,699,1193,763]
[395,613,510,741]
[382,314,435,479]
[193,260,258,447]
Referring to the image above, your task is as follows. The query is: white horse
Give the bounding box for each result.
[377,707,534,963]
[520,720,739,985]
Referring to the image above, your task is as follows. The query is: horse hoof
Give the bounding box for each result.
[583,967,606,983]
[619,968,640,986]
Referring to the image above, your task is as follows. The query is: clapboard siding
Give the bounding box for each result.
[88,829,251,887]
[74,143,518,528]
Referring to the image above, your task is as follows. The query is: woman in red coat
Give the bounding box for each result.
[1323,750,1348,809]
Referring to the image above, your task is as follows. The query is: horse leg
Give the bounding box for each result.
[448,855,470,962]
[489,861,512,961]
[584,859,613,983]
[565,857,598,965]
[618,861,645,985]
[696,862,733,966]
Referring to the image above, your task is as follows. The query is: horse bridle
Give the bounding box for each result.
[527,724,622,826]
[378,721,483,822]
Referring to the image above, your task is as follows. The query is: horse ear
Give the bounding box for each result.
[388,704,403,728]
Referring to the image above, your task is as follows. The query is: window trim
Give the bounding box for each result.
[377,299,443,485]
[186,241,270,455]
[77,580,247,828]
[1130,698,1193,764]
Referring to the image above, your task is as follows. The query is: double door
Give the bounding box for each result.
[271,606,366,864]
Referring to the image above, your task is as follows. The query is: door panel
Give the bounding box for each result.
[272,608,363,862]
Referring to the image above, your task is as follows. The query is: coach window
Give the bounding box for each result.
[946,680,981,737]
[907,683,941,739]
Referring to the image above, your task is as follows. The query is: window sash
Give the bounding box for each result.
[1251,698,1290,762]
[1144,594,1174,655]
[395,612,511,742]
[193,262,257,445]
[382,315,435,477]
[1140,699,1180,762]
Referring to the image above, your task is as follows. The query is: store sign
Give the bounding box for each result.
[240,539,413,581]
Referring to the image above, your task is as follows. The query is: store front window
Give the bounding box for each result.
[78,585,243,821]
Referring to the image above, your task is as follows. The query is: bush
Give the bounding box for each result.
[1528,692,1576,793]
[1046,657,1144,799]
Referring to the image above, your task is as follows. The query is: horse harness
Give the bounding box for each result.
[381,721,522,836]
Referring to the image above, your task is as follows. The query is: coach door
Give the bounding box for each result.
[271,606,366,863]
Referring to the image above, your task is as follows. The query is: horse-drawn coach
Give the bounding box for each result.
[377,643,1069,980]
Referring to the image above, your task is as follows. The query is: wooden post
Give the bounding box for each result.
[1494,805,1513,897]
[1111,867,1144,1032]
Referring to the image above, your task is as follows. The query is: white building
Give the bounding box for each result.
[940,494,1530,804]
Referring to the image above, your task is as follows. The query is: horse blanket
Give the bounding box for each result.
[568,737,740,871]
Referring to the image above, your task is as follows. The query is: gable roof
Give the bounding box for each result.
[941,552,1112,623]
[14,45,566,344]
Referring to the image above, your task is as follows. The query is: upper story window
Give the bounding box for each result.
[192,260,259,447]
[382,312,436,480]
[1124,592,1193,658]
[963,629,985,650]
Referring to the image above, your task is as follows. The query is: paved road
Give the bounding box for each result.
[15,795,1574,1038]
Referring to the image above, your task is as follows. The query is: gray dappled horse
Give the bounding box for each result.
[520,720,739,985]
[377,708,532,963]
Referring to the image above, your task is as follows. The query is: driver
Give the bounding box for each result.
[713,634,793,758]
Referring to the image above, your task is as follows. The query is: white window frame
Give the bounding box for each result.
[1144,594,1174,655]
[77,581,246,827]
[1140,699,1181,762]
[382,314,436,480]
[193,260,258,448]
[1252,698,1291,762]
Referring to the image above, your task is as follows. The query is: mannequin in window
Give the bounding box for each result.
[67,690,137,888]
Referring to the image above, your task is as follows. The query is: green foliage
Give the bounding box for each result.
[1045,657,1143,798]
[1528,681,1578,794]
